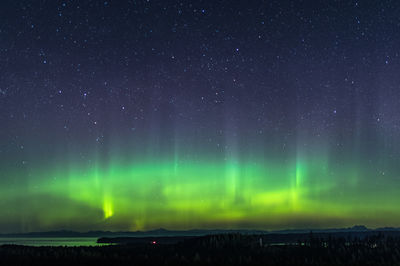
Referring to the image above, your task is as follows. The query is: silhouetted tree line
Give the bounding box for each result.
[1,233,400,265]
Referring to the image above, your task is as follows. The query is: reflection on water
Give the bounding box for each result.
[0,237,107,247]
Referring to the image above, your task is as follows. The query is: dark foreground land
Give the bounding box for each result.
[2,233,400,265]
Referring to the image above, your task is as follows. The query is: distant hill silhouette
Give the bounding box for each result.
[1,225,398,238]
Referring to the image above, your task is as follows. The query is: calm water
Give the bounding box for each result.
[0,237,108,247]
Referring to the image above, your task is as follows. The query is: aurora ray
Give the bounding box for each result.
[1,0,400,233]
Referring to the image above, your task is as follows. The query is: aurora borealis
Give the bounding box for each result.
[2,1,400,233]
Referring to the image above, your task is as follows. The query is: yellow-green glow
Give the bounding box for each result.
[103,197,113,219]
[1,156,400,232]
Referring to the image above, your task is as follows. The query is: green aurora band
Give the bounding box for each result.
[1,151,399,232]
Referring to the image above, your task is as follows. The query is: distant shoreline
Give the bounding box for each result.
[3,225,398,238]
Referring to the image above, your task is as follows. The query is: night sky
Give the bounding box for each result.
[1,0,400,233]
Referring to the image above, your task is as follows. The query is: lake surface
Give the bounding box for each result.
[0,237,107,247]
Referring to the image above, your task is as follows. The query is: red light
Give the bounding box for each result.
[151,241,157,244]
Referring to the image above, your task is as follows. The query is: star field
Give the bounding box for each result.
[1,0,400,232]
